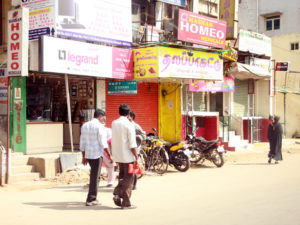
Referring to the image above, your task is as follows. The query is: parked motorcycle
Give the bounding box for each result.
[151,128,191,172]
[186,134,225,167]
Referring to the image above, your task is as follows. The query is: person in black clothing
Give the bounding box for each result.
[267,115,275,164]
[268,115,283,164]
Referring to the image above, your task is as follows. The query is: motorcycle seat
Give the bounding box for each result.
[196,137,219,145]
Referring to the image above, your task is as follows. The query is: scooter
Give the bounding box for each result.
[186,134,225,167]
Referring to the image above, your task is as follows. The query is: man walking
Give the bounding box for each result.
[80,109,108,206]
[111,104,138,209]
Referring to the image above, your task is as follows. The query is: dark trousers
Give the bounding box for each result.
[113,162,135,207]
[87,157,103,202]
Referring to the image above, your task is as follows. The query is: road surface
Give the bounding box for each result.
[1,147,300,225]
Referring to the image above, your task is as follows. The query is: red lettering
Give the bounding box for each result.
[11,62,19,70]
[15,103,22,111]
[11,33,19,41]
[11,22,20,31]
[12,52,19,60]
[15,136,23,144]
[10,42,20,51]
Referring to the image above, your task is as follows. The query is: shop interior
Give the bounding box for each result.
[26,75,95,151]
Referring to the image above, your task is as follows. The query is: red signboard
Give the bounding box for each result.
[177,9,227,49]
[276,62,290,72]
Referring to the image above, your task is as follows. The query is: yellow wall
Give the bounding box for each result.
[159,83,182,142]
[272,34,300,137]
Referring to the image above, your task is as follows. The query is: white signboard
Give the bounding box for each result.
[239,29,272,57]
[7,8,29,76]
[40,36,112,77]
[56,0,132,47]
[249,57,272,76]
[21,0,56,40]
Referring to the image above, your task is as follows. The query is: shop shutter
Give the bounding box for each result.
[105,81,159,134]
[234,80,248,117]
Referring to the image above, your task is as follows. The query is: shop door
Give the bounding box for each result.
[233,80,248,117]
[210,92,223,116]
[159,83,181,142]
[105,81,158,134]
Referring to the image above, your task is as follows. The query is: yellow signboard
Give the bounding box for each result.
[220,0,238,39]
[222,41,238,62]
[133,47,159,79]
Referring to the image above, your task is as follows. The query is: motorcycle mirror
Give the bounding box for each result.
[152,128,157,132]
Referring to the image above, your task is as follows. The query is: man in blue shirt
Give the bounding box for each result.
[80,109,108,206]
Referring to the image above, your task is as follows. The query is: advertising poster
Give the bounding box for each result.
[40,36,133,79]
[177,9,227,48]
[249,58,272,76]
[134,48,159,79]
[21,0,56,40]
[219,0,238,39]
[0,68,8,115]
[158,47,223,80]
[56,0,132,47]
[189,76,235,92]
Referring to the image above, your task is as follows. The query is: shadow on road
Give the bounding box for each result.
[23,201,117,211]
[232,162,272,166]
[45,185,115,193]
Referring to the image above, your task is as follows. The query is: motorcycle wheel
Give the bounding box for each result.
[153,147,169,174]
[189,148,203,164]
[174,152,191,172]
[211,152,224,167]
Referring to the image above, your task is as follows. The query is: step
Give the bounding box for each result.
[11,152,24,156]
[9,172,40,183]
[11,155,29,166]
[11,165,35,174]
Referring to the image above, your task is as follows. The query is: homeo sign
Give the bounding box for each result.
[7,8,29,76]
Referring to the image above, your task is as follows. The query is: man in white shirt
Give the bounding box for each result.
[111,104,138,209]
[80,109,108,206]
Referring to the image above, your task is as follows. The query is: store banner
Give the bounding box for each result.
[134,48,159,78]
[12,77,27,153]
[189,76,235,92]
[21,0,56,40]
[56,0,132,47]
[158,0,186,7]
[107,81,137,95]
[159,47,223,80]
[40,36,133,79]
[238,29,272,57]
[276,62,290,72]
[134,47,223,80]
[177,9,227,49]
[249,57,272,76]
[0,68,8,115]
[7,8,29,76]
[219,0,238,39]
[222,41,238,62]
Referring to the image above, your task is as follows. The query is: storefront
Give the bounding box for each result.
[133,46,224,142]
[10,36,133,154]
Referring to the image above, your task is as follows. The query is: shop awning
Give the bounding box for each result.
[227,62,271,80]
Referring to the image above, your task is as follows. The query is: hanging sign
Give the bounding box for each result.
[7,8,29,76]
[276,62,290,72]
[0,68,8,115]
[189,76,235,92]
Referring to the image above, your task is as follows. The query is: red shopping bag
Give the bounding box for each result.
[128,163,144,175]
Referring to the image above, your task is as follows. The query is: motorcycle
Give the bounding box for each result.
[152,128,191,172]
[186,134,225,167]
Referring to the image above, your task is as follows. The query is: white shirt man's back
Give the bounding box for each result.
[111,116,137,163]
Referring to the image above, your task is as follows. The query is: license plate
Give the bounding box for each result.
[217,146,225,153]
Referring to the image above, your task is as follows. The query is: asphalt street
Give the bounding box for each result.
[1,148,300,225]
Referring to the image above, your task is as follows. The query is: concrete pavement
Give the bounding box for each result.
[1,145,300,225]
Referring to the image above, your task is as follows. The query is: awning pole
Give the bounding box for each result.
[64,74,74,152]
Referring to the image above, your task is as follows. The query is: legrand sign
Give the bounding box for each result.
[7,8,29,76]
[40,36,133,79]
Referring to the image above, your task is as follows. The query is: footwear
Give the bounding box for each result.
[86,200,100,206]
[106,184,113,187]
[113,195,122,207]
[268,158,272,164]
[275,161,279,164]
[122,205,137,210]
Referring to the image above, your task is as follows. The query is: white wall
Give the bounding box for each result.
[96,80,106,111]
